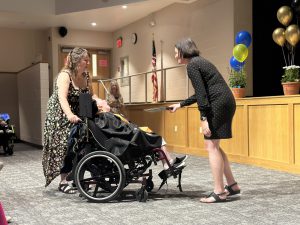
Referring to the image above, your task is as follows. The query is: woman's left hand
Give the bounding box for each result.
[201,120,211,137]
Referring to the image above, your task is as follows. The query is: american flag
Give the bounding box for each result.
[151,39,158,102]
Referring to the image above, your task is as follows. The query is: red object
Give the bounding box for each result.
[116,37,122,48]
[0,202,8,225]
[99,59,108,67]
[151,39,158,102]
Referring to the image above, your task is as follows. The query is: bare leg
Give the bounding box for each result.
[219,147,235,184]
[200,139,226,203]
[219,147,240,192]
[160,145,173,169]
[160,145,172,161]
[58,173,76,194]
[60,173,68,184]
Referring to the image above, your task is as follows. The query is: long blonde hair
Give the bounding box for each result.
[109,80,121,98]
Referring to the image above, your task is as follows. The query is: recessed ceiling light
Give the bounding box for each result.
[91,22,97,26]
[122,5,127,9]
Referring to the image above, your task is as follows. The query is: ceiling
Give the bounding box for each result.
[0,0,198,32]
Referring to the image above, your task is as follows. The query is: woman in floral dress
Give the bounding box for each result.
[42,47,110,193]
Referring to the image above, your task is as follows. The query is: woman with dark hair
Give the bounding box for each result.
[42,47,110,193]
[169,38,240,203]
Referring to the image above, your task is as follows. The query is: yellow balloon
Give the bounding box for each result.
[233,44,248,62]
[272,28,286,46]
[285,24,300,46]
[277,6,293,26]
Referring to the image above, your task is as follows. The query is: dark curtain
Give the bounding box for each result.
[253,0,300,96]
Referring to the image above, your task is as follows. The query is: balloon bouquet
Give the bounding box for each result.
[272,2,300,94]
[228,31,252,95]
[273,4,300,65]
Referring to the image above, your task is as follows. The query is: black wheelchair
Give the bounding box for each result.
[68,94,185,203]
[0,113,16,155]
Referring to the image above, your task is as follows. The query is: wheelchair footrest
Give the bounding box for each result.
[157,166,185,192]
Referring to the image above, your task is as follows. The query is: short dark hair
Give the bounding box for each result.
[175,38,200,58]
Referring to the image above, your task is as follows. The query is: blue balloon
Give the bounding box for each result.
[230,56,245,71]
[235,31,252,47]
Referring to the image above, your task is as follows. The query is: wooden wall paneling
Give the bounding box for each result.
[127,108,145,126]
[98,54,110,78]
[187,108,205,155]
[248,104,289,163]
[143,111,164,136]
[94,81,105,99]
[91,82,100,98]
[124,96,300,174]
[95,53,110,100]
[124,106,164,144]
[294,104,300,166]
[164,108,187,149]
[221,105,248,157]
[288,104,295,164]
[60,52,68,70]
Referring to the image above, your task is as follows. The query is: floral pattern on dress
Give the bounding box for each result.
[106,95,124,114]
[42,73,89,187]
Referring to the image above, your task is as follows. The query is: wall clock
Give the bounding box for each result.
[131,33,137,44]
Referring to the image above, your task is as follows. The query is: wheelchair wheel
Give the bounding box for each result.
[6,146,13,156]
[74,151,126,202]
[7,139,14,155]
[3,138,14,155]
[145,177,154,192]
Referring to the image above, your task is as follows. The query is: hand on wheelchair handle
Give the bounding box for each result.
[67,114,82,124]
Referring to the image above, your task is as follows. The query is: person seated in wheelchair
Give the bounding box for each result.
[0,113,15,155]
[66,97,187,185]
[91,101,188,171]
[64,94,188,202]
[0,114,14,134]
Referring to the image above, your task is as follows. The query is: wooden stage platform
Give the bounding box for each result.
[125,95,300,174]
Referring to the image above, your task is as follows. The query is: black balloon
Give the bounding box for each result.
[291,0,300,14]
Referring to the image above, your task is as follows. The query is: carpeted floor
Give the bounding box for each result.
[0,143,300,225]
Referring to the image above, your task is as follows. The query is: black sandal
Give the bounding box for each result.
[200,192,227,203]
[225,182,241,196]
[58,183,77,194]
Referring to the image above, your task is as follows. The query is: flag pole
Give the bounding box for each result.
[151,33,158,103]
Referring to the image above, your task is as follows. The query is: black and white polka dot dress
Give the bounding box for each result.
[180,56,236,140]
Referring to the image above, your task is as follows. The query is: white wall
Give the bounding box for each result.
[0,28,48,72]
[0,0,253,144]
[112,3,191,102]
[111,0,253,102]
[18,63,49,145]
[0,73,19,136]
